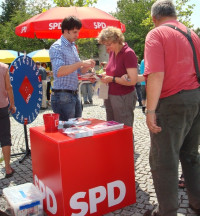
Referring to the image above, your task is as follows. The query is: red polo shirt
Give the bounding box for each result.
[106,43,137,95]
[144,20,200,98]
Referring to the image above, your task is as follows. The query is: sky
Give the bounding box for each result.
[0,0,199,28]
[94,0,200,29]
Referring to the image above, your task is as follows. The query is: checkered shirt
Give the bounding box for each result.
[49,35,81,90]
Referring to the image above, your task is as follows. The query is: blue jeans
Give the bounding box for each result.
[51,91,82,121]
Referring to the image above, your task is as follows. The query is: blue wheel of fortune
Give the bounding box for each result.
[9,55,42,124]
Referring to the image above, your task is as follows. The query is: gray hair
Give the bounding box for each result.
[151,0,177,20]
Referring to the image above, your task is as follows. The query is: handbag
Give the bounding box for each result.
[163,24,200,84]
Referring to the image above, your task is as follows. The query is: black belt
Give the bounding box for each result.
[52,89,78,95]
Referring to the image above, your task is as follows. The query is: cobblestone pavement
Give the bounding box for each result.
[0,95,198,216]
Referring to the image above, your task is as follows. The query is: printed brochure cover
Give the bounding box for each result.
[90,121,124,134]
[62,120,124,139]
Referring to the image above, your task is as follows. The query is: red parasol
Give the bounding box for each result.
[15,7,125,39]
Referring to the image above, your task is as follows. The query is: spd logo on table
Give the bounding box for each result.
[34,174,126,215]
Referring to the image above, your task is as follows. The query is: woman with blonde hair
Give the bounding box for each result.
[97,26,138,127]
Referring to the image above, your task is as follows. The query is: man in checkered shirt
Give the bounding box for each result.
[50,16,95,121]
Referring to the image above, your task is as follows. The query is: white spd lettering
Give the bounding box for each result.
[49,22,61,30]
[21,26,27,33]
[70,180,126,215]
[94,22,107,29]
[34,175,57,214]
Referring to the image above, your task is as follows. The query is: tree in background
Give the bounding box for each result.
[0,0,26,23]
[0,0,53,53]
[115,0,152,62]
[77,38,99,59]
[53,0,98,59]
[53,0,97,7]
[0,0,98,57]
[194,28,200,38]
[115,0,195,61]
[26,0,52,15]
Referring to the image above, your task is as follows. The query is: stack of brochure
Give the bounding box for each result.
[90,121,124,134]
[62,120,124,139]
[58,118,91,129]
[63,127,93,138]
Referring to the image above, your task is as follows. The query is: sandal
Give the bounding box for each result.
[5,168,15,178]
[178,174,185,189]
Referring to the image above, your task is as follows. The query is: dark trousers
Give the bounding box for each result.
[47,81,51,101]
[150,87,200,216]
[135,83,142,103]
[0,106,11,147]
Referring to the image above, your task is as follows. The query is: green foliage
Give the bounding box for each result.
[175,0,194,28]
[76,38,98,59]
[0,8,53,53]
[26,0,52,16]
[194,28,200,38]
[0,0,26,23]
[115,0,153,61]
[115,0,195,61]
[53,0,97,7]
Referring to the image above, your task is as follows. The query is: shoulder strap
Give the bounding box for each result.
[163,24,200,83]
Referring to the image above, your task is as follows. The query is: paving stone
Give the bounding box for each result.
[0,97,198,215]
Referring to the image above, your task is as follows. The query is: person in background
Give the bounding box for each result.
[81,69,94,105]
[97,26,138,127]
[141,0,200,215]
[135,61,143,107]
[49,16,95,121]
[100,61,108,73]
[0,62,16,178]
[36,62,47,110]
[41,62,52,106]
[140,59,146,113]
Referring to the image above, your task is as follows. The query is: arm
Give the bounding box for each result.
[57,59,95,77]
[137,74,145,82]
[5,69,16,114]
[146,72,164,133]
[101,67,138,86]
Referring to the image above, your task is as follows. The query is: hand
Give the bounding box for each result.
[146,113,162,134]
[101,75,112,84]
[9,105,16,114]
[82,59,96,68]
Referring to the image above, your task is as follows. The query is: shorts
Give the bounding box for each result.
[0,106,12,147]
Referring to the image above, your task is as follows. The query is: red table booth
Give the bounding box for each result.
[30,119,136,216]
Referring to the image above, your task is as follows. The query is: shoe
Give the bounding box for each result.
[189,204,200,214]
[40,107,47,110]
[5,168,15,178]
[139,102,143,106]
[84,101,90,104]
[89,100,93,104]
[0,210,9,216]
[142,106,146,113]
[178,174,185,189]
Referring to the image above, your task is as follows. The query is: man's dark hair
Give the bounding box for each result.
[61,16,82,33]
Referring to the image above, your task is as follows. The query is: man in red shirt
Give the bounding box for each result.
[143,0,200,215]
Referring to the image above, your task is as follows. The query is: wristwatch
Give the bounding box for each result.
[146,110,156,114]
[112,76,116,83]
